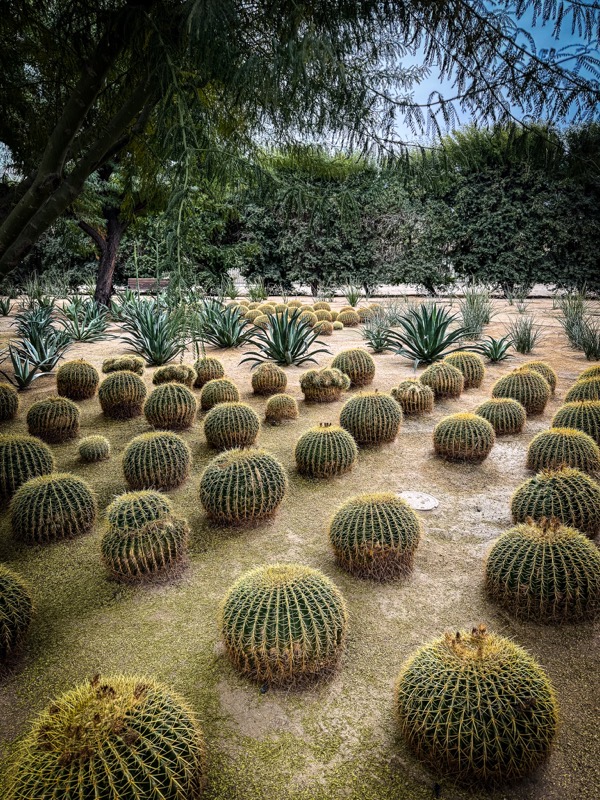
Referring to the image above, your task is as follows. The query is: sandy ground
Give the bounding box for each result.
[0,296,598,799]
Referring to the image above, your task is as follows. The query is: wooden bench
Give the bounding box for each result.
[127,278,170,293]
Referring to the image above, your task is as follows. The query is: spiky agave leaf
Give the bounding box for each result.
[240,309,330,368]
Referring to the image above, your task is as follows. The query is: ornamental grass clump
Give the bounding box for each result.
[295,423,358,478]
[0,434,54,499]
[56,359,99,400]
[203,402,260,450]
[526,427,600,474]
[394,626,558,783]
[123,431,191,491]
[419,362,464,399]
[565,377,600,403]
[79,435,111,463]
[27,396,80,443]
[0,382,18,421]
[522,361,557,393]
[390,380,434,415]
[98,371,147,419]
[152,364,197,388]
[0,566,33,663]
[485,520,600,622]
[200,378,240,411]
[443,351,485,388]
[329,493,421,579]
[193,356,225,388]
[102,355,145,375]
[299,368,350,402]
[475,398,526,435]
[144,383,197,431]
[552,401,600,444]
[5,675,205,800]
[11,473,96,544]
[220,563,347,685]
[265,394,299,425]
[433,413,495,463]
[339,392,402,445]
[199,448,287,525]
[491,368,551,415]
[251,362,287,395]
[331,348,375,386]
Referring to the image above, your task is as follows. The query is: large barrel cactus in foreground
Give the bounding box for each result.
[0,434,54,499]
[526,427,600,474]
[102,516,190,581]
[144,383,197,431]
[56,359,99,400]
[203,402,260,450]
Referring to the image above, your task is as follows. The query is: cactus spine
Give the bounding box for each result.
[552,401,600,444]
[251,363,287,395]
[339,392,402,445]
[433,413,495,462]
[0,565,33,663]
[390,380,434,415]
[526,427,600,474]
[0,382,19,422]
[295,424,358,478]
[144,383,197,431]
[443,352,485,389]
[98,371,147,419]
[491,369,551,414]
[331,349,375,386]
[56,359,99,400]
[475,398,526,435]
[203,402,260,450]
[102,355,145,375]
[265,394,299,425]
[27,396,80,443]
[0,434,54,499]
[152,364,197,387]
[200,378,240,411]
[419,362,464,399]
[123,432,191,491]
[79,435,111,463]
[193,357,225,388]
[300,368,350,402]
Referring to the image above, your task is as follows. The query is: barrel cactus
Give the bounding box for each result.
[522,361,557,393]
[79,435,111,463]
[511,467,600,538]
[144,383,197,431]
[329,493,421,579]
[357,307,373,322]
[0,434,54,499]
[313,301,331,311]
[11,473,97,544]
[443,352,485,389]
[578,364,600,381]
[0,382,18,422]
[199,448,287,525]
[193,356,225,388]
[102,355,145,375]
[565,377,600,403]
[300,368,350,402]
[394,626,558,782]
[123,431,191,491]
[244,308,262,323]
[433,413,495,463]
[251,363,287,395]
[152,364,197,388]
[390,380,434,416]
[297,310,317,327]
[339,391,402,445]
[314,309,332,321]
[337,309,360,327]
[287,300,302,308]
[552,401,600,444]
[0,566,33,663]
[526,427,600,474]
[331,348,375,387]
[485,520,600,622]
[27,396,80,443]
[254,314,270,330]
[203,402,260,450]
[220,563,347,685]
[265,394,299,425]
[56,359,99,400]
[99,370,147,419]
[102,515,190,581]
[475,398,526,435]
[106,490,173,532]
[491,369,551,415]
[5,675,205,800]
[295,423,358,478]
[200,378,240,411]
[420,362,464,399]
[315,320,334,335]
[332,320,343,330]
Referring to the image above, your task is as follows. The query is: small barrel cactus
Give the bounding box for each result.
[193,356,225,388]
[152,364,197,388]
[578,364,600,381]
[251,362,287,395]
[200,378,240,411]
[339,391,402,445]
[27,396,80,443]
[254,314,270,330]
[300,368,350,402]
[486,520,600,622]
[287,300,302,308]
[220,563,347,685]
[337,309,360,327]
[144,383,197,431]
[200,448,287,524]
[526,427,600,474]
[98,370,147,419]
[314,309,332,321]
[511,467,600,538]
[394,626,558,782]
[443,352,485,389]
[102,515,190,581]
[79,435,111,463]
[0,434,54,499]
[315,320,334,335]
[295,423,358,478]
[56,359,100,400]
[0,566,33,663]
[0,382,19,422]
[329,493,421,579]
[244,308,262,322]
[123,431,191,491]
[203,402,260,450]
[522,361,557,393]
[420,362,464,399]
[313,301,331,311]
[297,310,317,327]
[265,394,299,425]
[357,307,373,322]
[565,377,600,403]
[11,473,97,544]
[475,398,526,435]
[5,675,205,800]
[331,348,375,387]
[106,490,173,532]
[332,320,343,330]
[491,369,551,415]
[433,413,495,462]
[102,355,145,375]
[390,380,434,416]
[552,400,600,444]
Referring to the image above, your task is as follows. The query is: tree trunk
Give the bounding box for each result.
[79,209,127,307]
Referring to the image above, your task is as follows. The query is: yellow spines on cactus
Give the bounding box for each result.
[357,307,373,322]
[552,400,600,444]
[152,363,197,388]
[315,320,334,335]
[203,402,260,450]
[491,368,550,414]
[299,367,350,402]
[106,490,173,532]
[79,435,111,463]
[565,377,600,402]
[522,360,557,393]
[27,396,80,443]
[56,359,99,400]
[578,364,600,381]
[314,309,332,321]
[98,370,147,419]
[0,565,33,663]
[265,394,299,425]
[0,382,19,422]
[254,313,270,329]
[443,351,485,389]
[475,398,526,435]
[313,301,331,311]
[295,423,358,478]
[144,383,197,431]
[102,355,145,375]
[419,362,464,399]
[102,516,190,581]
[390,380,434,415]
[433,412,495,462]
[332,320,343,329]
[339,391,402,445]
[0,434,54,499]
[251,362,287,395]
[123,431,191,491]
[526,427,600,473]
[244,308,262,322]
[193,356,225,388]
[297,310,318,327]
[220,563,347,685]
[331,348,375,387]
[200,378,240,411]
[336,309,360,327]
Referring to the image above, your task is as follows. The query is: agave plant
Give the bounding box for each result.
[241,309,330,367]
[0,345,51,388]
[0,297,12,316]
[58,299,111,342]
[13,330,72,372]
[191,300,253,349]
[342,284,361,307]
[119,297,188,365]
[386,303,470,367]
[361,319,393,353]
[472,335,513,363]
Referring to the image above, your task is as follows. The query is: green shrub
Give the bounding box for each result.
[329,493,421,579]
[433,413,495,462]
[491,368,550,415]
[220,563,347,685]
[331,348,375,387]
[200,378,240,411]
[193,356,225,388]
[522,361,557,393]
[203,402,260,450]
[565,377,600,402]
[394,626,558,782]
[106,490,173,532]
[339,392,402,445]
[443,351,485,389]
[102,516,190,580]
[79,435,111,463]
[390,380,434,415]
[475,398,526,435]
[486,520,600,622]
[552,401,600,444]
[98,371,147,420]
[102,355,145,375]
[526,427,600,473]
[152,364,197,388]
[27,396,80,443]
[265,394,299,425]
[299,368,350,402]
[144,383,197,431]
[0,382,19,422]
[419,362,464,399]
[56,359,99,400]
[0,565,33,663]
[295,423,358,478]
[251,363,287,395]
[0,434,54,499]
[123,432,191,491]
